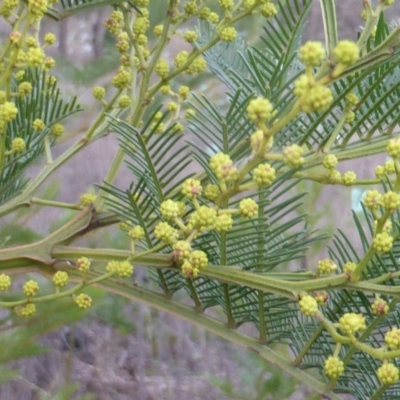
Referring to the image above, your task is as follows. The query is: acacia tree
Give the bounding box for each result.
[1,0,400,398]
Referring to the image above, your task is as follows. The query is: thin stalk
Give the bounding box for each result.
[258,291,266,344]
[186,278,203,312]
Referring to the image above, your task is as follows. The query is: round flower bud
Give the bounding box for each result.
[218,26,237,42]
[343,261,357,273]
[112,68,131,89]
[178,86,190,100]
[92,86,105,100]
[260,3,278,18]
[282,144,304,168]
[184,30,197,43]
[51,123,65,137]
[377,362,399,386]
[23,280,39,297]
[204,184,220,202]
[299,295,318,316]
[154,222,179,244]
[338,312,366,336]
[75,293,92,309]
[188,206,217,230]
[318,258,337,274]
[384,160,396,174]
[294,74,312,98]
[174,51,189,69]
[44,32,56,45]
[345,93,359,107]
[27,47,45,66]
[373,232,393,253]
[80,193,96,206]
[300,85,333,113]
[182,179,202,199]
[19,303,37,318]
[198,6,211,20]
[207,12,219,24]
[385,327,400,350]
[128,226,145,241]
[383,191,400,211]
[324,356,344,379]
[33,118,45,132]
[375,165,385,179]
[106,260,119,273]
[76,257,91,272]
[18,82,32,97]
[1,101,18,122]
[215,214,233,232]
[181,260,199,279]
[209,152,238,183]
[313,290,329,306]
[189,250,208,269]
[172,240,192,262]
[218,0,234,10]
[374,219,392,234]
[371,298,389,316]
[322,154,338,170]
[53,271,69,287]
[387,138,400,158]
[363,190,383,209]
[186,57,207,75]
[153,24,163,37]
[239,198,259,218]
[334,41,360,66]
[11,138,25,153]
[247,97,274,123]
[299,41,325,67]
[118,95,131,108]
[155,59,170,79]
[253,163,276,186]
[116,261,134,278]
[160,199,180,220]
[342,171,357,186]
[0,274,11,290]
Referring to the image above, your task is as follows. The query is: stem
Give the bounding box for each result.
[91,277,342,400]
[186,278,203,312]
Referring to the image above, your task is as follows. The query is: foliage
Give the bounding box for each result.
[1,0,400,398]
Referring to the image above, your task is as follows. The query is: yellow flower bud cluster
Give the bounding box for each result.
[239,198,258,218]
[260,3,278,18]
[372,232,393,253]
[385,327,400,350]
[338,312,366,336]
[80,193,96,206]
[282,144,304,168]
[218,26,237,42]
[324,356,344,379]
[377,362,399,386]
[210,152,238,183]
[317,258,337,275]
[76,257,91,272]
[23,280,39,297]
[53,271,69,287]
[247,97,275,123]
[75,293,92,309]
[128,226,145,241]
[0,274,11,290]
[371,298,389,316]
[252,163,276,186]
[106,260,134,278]
[182,178,202,199]
[19,303,37,317]
[299,295,318,316]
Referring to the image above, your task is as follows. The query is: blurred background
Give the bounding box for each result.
[0,1,399,399]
